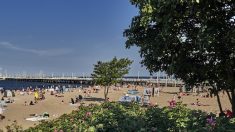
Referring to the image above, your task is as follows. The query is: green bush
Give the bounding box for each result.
[20,102,235,132]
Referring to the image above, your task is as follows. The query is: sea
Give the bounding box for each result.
[0,80,81,90]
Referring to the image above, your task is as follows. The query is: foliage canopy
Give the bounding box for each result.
[91,57,132,99]
[124,0,235,113]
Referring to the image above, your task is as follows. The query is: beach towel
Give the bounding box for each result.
[69,103,79,106]
[26,116,48,121]
[26,112,49,121]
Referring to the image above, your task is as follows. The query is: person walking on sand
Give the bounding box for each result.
[34,91,39,103]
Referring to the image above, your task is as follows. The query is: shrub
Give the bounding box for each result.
[22,102,235,132]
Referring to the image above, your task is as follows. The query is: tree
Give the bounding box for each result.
[124,0,235,114]
[91,57,132,100]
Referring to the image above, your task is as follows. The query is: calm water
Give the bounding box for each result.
[0,80,81,90]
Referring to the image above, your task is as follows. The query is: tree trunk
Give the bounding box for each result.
[104,86,109,101]
[211,84,223,114]
[106,86,109,101]
[231,88,235,117]
[215,92,223,113]
[104,86,107,100]
[226,90,232,104]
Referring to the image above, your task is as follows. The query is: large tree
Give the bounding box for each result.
[91,57,132,100]
[124,0,235,114]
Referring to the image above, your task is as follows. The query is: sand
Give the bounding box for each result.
[0,86,231,131]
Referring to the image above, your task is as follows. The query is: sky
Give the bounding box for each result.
[0,0,150,77]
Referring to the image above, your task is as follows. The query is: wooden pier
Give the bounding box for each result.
[0,76,184,87]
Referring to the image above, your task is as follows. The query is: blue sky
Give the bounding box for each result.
[0,0,150,76]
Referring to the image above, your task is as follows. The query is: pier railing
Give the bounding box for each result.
[0,75,184,86]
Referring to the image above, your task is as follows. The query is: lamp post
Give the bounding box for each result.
[137,71,140,79]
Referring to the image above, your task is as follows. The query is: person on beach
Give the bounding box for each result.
[24,101,27,106]
[61,100,64,104]
[55,86,59,93]
[151,84,155,97]
[134,85,138,91]
[106,97,110,102]
[6,97,14,103]
[62,86,65,94]
[41,93,45,100]
[196,98,200,106]
[34,91,39,103]
[71,98,75,104]
[0,107,5,120]
[0,88,4,95]
[83,89,87,97]
[76,95,83,103]
[29,101,34,105]
[88,90,91,97]
[179,85,183,93]
[191,98,209,106]
[201,92,209,98]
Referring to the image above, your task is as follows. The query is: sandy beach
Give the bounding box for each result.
[0,86,231,130]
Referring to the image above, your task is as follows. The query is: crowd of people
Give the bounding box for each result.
[0,83,234,122]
